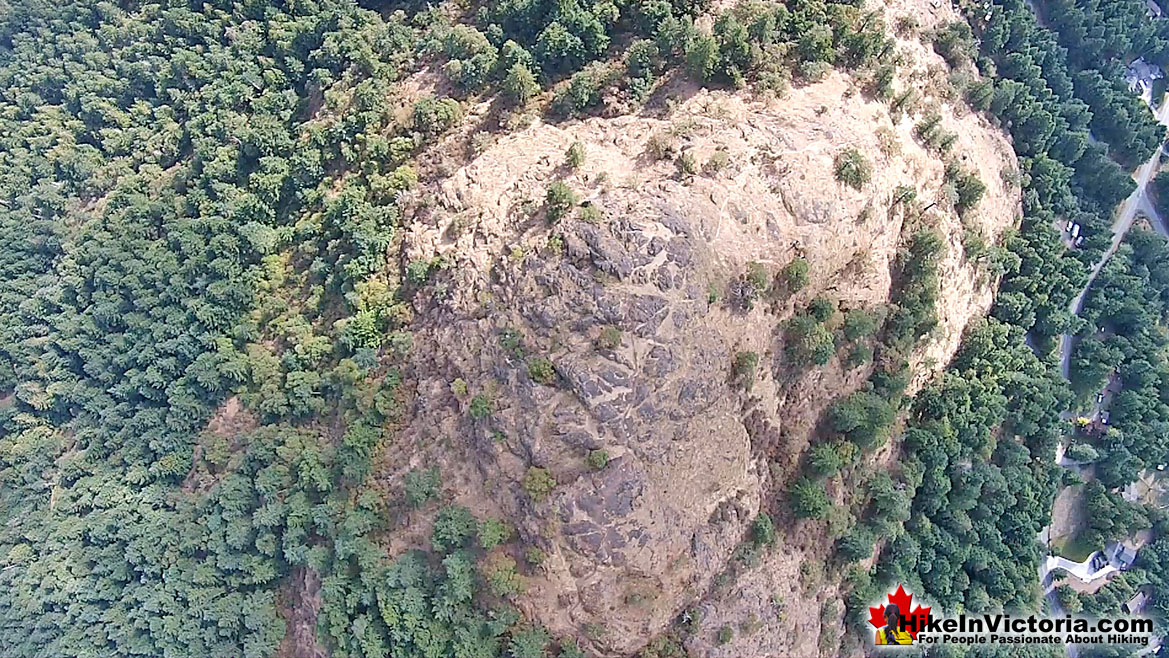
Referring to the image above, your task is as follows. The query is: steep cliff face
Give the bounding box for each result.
[378,5,1020,655]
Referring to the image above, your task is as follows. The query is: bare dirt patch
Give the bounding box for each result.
[1049,484,1089,556]
[277,566,327,658]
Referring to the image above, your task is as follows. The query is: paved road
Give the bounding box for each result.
[1038,95,1169,658]
[1045,552,1117,583]
[1058,95,1169,379]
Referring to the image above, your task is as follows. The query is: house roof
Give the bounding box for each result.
[1107,541,1140,568]
[1125,590,1150,614]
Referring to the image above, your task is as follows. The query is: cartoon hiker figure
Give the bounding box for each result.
[874,603,913,645]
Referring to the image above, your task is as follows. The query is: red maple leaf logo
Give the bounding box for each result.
[867,584,932,640]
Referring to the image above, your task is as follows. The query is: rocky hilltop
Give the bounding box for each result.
[385,6,1021,650]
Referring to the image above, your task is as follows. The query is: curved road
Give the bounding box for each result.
[1039,93,1169,658]
[1058,96,1169,379]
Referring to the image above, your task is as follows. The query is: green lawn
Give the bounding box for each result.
[1053,532,1099,563]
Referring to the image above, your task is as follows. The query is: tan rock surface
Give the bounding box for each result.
[384,2,1019,652]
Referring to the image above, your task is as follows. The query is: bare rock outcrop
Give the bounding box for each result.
[388,63,1018,653]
